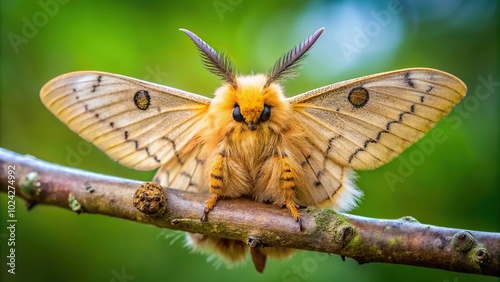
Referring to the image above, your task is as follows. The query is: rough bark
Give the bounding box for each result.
[0,147,498,276]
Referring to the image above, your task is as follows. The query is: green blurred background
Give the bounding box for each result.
[1,0,498,281]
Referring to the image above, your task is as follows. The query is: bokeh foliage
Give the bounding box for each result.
[0,1,498,281]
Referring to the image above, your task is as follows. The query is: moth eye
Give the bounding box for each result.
[260,104,271,122]
[232,104,244,122]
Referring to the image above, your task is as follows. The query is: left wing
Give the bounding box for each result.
[41,71,210,170]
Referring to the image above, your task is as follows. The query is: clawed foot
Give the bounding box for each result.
[200,194,219,223]
[200,209,209,222]
[280,202,307,231]
[296,217,303,232]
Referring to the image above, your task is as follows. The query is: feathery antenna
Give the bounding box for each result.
[180,29,238,88]
[265,27,324,87]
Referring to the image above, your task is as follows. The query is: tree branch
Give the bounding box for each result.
[0,147,498,277]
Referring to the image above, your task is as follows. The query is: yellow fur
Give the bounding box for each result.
[183,75,336,266]
[194,75,314,203]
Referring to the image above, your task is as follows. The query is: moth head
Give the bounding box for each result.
[231,75,275,131]
[210,74,286,132]
[181,27,324,131]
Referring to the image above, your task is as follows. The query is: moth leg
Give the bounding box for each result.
[200,151,225,222]
[279,154,304,231]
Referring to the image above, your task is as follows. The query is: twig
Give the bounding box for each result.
[0,147,498,276]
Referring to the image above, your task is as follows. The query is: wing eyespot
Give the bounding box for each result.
[133,90,151,110]
[348,87,369,108]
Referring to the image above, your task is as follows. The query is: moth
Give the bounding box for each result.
[40,27,466,272]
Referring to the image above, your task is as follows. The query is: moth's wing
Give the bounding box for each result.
[290,68,466,170]
[153,144,207,192]
[41,71,210,170]
[296,148,361,212]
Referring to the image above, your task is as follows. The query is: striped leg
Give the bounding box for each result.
[200,151,225,222]
[280,154,306,231]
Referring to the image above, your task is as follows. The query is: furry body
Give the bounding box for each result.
[154,75,361,269]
